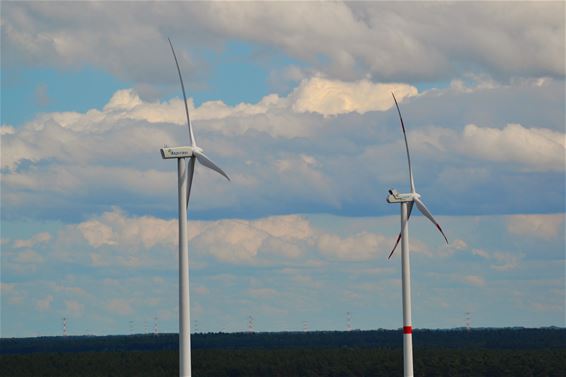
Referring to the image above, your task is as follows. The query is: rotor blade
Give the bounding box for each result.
[168,38,196,147]
[392,93,415,193]
[414,197,448,244]
[388,201,414,259]
[186,157,195,208]
[194,150,230,181]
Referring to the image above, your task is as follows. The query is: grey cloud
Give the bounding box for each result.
[2,2,563,85]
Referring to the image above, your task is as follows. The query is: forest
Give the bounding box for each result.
[1,328,564,376]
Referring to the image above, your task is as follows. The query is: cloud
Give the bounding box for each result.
[14,232,51,248]
[506,214,564,240]
[192,215,314,264]
[106,299,133,316]
[462,274,486,287]
[490,252,521,272]
[253,215,314,240]
[1,77,419,171]
[76,208,179,251]
[290,77,417,116]
[1,77,412,172]
[65,300,84,316]
[14,250,44,264]
[407,122,565,172]
[1,76,564,222]
[2,213,565,335]
[4,3,563,82]
[5,209,398,268]
[36,295,53,311]
[0,125,16,135]
[471,248,522,272]
[49,210,316,267]
[317,232,387,261]
[78,220,115,248]
[459,123,565,172]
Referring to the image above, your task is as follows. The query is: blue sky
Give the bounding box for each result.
[1,2,564,337]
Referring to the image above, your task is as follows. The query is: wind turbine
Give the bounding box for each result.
[386,93,448,377]
[160,39,230,377]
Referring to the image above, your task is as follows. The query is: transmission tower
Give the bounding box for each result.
[465,312,472,332]
[247,315,254,333]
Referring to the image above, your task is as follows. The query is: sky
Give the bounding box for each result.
[1,2,564,338]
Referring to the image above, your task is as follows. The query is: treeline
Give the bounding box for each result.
[2,327,565,354]
[1,347,564,376]
[1,328,564,376]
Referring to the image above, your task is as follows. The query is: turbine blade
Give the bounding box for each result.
[168,38,196,147]
[186,157,195,208]
[414,197,448,244]
[194,150,230,181]
[392,93,415,193]
[388,201,414,259]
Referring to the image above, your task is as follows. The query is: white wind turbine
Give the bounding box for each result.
[386,93,448,377]
[160,39,230,377]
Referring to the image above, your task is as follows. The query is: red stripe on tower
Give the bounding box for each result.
[403,326,412,334]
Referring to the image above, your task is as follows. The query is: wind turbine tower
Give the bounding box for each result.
[161,39,230,377]
[62,317,67,337]
[347,312,352,332]
[386,93,449,377]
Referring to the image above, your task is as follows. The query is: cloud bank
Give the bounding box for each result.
[3,2,564,84]
[2,77,564,221]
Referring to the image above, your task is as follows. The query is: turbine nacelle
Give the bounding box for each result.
[387,189,420,203]
[160,146,194,159]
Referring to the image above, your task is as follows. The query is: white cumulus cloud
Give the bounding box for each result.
[290,77,417,116]
[317,232,387,261]
[460,123,565,171]
[506,214,565,240]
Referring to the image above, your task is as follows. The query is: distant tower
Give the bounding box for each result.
[248,315,254,333]
[153,316,159,336]
[465,312,471,332]
[144,320,148,334]
[62,317,67,337]
[194,319,199,334]
[303,321,309,333]
[346,312,352,332]
[129,320,134,334]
